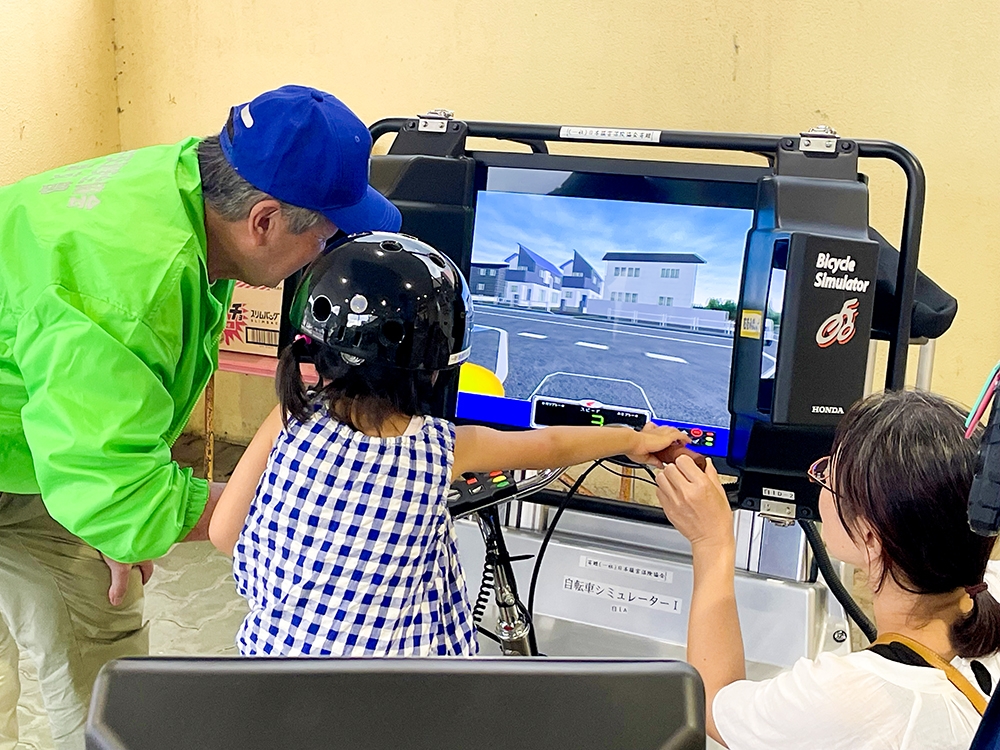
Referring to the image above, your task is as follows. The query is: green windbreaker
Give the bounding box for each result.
[0,138,234,562]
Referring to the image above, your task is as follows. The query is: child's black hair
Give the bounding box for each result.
[277,337,437,432]
[830,389,1000,659]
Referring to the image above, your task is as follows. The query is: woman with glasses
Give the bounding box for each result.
[656,389,1000,750]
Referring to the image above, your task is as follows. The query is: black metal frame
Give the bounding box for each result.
[372,118,924,390]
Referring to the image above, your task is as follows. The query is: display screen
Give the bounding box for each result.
[455,164,755,456]
[531,398,649,430]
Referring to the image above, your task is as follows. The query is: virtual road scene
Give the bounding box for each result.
[467,190,768,427]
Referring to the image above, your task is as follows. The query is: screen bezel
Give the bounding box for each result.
[469,150,769,212]
[455,150,769,458]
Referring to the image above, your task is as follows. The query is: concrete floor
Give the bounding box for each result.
[14,436,248,750]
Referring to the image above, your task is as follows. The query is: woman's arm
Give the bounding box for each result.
[452,423,687,478]
[208,405,285,556]
[655,457,744,746]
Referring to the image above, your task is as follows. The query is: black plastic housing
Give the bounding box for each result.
[87,658,706,750]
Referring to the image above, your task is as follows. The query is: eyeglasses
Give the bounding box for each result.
[808,456,833,492]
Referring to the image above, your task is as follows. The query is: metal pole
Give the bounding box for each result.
[915,338,936,391]
[864,340,879,396]
[204,374,215,481]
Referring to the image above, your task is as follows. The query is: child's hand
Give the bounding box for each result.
[626,423,691,468]
[655,457,734,551]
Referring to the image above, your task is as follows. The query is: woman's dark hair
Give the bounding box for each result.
[276,337,438,432]
[830,389,1000,658]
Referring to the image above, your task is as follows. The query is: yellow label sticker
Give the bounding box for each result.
[740,310,763,339]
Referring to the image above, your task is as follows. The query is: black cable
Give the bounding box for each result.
[527,461,600,621]
[472,556,496,626]
[476,626,502,645]
[596,465,660,488]
[471,549,504,647]
[799,518,877,644]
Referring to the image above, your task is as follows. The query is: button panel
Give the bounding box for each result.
[679,428,716,448]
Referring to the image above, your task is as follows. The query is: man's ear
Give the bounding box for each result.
[246,199,283,246]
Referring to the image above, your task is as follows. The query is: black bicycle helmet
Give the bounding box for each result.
[290,231,473,370]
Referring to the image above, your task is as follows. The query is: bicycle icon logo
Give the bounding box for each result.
[816,299,860,348]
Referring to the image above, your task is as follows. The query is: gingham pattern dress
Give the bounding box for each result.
[232,408,477,657]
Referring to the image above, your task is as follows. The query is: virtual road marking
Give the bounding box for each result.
[517,332,548,339]
[575,341,610,350]
[760,349,778,380]
[645,353,689,364]
[478,310,732,349]
[473,324,510,384]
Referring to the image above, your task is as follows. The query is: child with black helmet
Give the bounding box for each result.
[210,232,690,657]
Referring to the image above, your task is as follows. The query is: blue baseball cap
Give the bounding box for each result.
[219,85,401,235]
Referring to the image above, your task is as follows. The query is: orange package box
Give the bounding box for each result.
[221,281,285,357]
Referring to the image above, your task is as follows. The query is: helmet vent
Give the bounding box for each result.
[380,239,403,252]
[311,295,333,323]
[381,320,406,346]
[428,253,447,268]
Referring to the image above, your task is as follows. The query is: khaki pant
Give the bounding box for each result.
[0,494,147,750]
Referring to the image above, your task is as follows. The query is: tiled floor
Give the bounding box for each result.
[15,436,248,750]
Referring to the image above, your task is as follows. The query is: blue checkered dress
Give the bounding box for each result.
[232,408,477,657]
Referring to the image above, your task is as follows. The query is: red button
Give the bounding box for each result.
[466,478,478,485]
[690,429,703,438]
[489,471,502,477]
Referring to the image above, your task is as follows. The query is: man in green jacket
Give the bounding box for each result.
[0,85,400,750]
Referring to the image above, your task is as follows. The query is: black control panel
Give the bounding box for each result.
[447,470,519,519]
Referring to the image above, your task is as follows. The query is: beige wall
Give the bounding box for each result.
[8,1,1000,442]
[0,0,119,184]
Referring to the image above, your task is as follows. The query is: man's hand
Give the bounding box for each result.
[101,554,154,607]
[183,481,227,543]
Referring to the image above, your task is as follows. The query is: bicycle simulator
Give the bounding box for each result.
[367,112,941,669]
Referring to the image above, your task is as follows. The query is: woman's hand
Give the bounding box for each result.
[625,423,690,467]
[655,456,734,550]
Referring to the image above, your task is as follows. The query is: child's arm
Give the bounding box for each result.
[208,405,285,556]
[452,422,688,477]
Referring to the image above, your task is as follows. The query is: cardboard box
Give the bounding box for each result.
[221,281,285,357]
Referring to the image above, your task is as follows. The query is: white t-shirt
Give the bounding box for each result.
[715,562,1000,750]
[715,649,998,750]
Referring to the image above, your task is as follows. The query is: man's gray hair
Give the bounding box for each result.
[197,135,326,234]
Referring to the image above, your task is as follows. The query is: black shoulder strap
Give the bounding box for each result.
[870,642,933,669]
[870,642,993,696]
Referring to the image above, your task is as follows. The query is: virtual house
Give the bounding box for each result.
[558,251,604,312]
[584,251,730,331]
[474,245,604,311]
[499,243,564,309]
[469,261,508,302]
[601,252,705,308]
